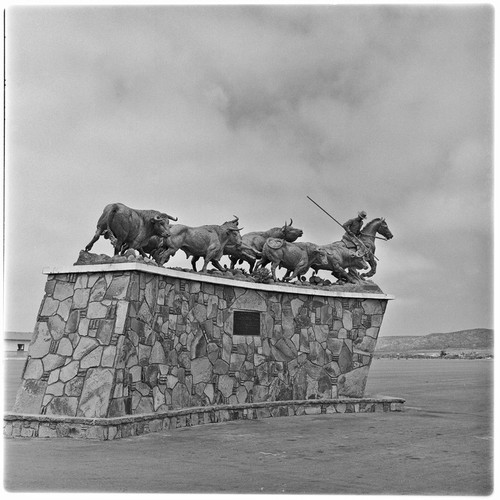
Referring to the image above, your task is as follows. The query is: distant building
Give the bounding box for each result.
[4,331,32,353]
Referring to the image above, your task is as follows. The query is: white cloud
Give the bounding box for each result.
[4,5,494,336]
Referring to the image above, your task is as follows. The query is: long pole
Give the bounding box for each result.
[306,196,345,230]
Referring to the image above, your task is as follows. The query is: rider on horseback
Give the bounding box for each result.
[342,211,367,252]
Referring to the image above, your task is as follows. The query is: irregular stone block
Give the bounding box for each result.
[57,337,73,357]
[53,281,74,301]
[44,279,56,295]
[60,360,79,382]
[73,288,90,309]
[104,275,130,300]
[74,275,88,289]
[304,405,321,415]
[356,336,377,353]
[80,346,103,369]
[352,308,363,328]
[342,310,353,330]
[24,358,44,379]
[338,328,348,339]
[40,297,59,317]
[171,383,190,409]
[255,361,270,386]
[153,387,166,412]
[338,365,370,397]
[114,300,129,334]
[313,325,329,344]
[65,310,80,334]
[56,298,72,322]
[87,302,108,319]
[362,299,383,315]
[96,319,114,345]
[191,303,207,323]
[144,279,157,309]
[73,337,99,360]
[87,275,99,288]
[252,385,269,403]
[45,396,78,417]
[46,381,64,396]
[30,322,52,358]
[308,341,326,366]
[232,289,267,311]
[64,376,84,397]
[229,353,246,372]
[89,277,107,302]
[203,383,214,403]
[338,343,353,373]
[366,326,380,339]
[78,367,114,417]
[42,354,66,371]
[191,357,212,384]
[218,374,233,398]
[211,358,228,375]
[272,338,296,362]
[77,317,90,337]
[137,301,153,324]
[290,298,304,317]
[100,346,116,367]
[47,368,60,385]
[38,425,59,438]
[150,341,167,364]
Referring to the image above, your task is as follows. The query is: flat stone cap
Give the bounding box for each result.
[43,262,395,300]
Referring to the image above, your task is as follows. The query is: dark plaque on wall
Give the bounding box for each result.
[233,311,261,336]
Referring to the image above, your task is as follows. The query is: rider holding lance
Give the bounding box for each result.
[342,211,367,252]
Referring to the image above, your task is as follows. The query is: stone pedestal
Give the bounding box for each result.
[7,262,398,438]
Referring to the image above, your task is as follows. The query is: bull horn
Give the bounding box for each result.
[231,215,239,224]
[289,218,293,226]
[167,214,178,221]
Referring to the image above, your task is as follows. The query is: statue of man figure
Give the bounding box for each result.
[342,211,367,251]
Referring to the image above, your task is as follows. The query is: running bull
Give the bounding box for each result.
[84,202,178,257]
[256,238,326,282]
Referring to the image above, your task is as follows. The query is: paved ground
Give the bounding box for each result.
[3,358,493,495]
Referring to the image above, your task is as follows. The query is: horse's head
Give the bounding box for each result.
[377,218,393,240]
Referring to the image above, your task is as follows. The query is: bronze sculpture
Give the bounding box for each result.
[225,220,303,273]
[342,210,367,252]
[256,239,326,282]
[154,217,243,273]
[82,200,392,284]
[85,203,178,257]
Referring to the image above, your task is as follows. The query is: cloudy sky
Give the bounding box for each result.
[4,4,493,337]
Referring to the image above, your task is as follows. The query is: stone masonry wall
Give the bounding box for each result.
[12,266,388,419]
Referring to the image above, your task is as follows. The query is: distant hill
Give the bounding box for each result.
[376,328,493,353]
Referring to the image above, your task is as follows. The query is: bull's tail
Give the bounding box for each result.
[105,203,120,229]
[85,203,120,252]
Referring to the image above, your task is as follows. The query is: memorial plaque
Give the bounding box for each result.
[233,311,261,336]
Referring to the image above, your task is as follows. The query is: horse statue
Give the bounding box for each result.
[342,217,393,278]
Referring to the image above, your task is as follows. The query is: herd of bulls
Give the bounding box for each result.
[84,202,386,284]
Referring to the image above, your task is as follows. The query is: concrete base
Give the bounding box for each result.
[4,396,405,440]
